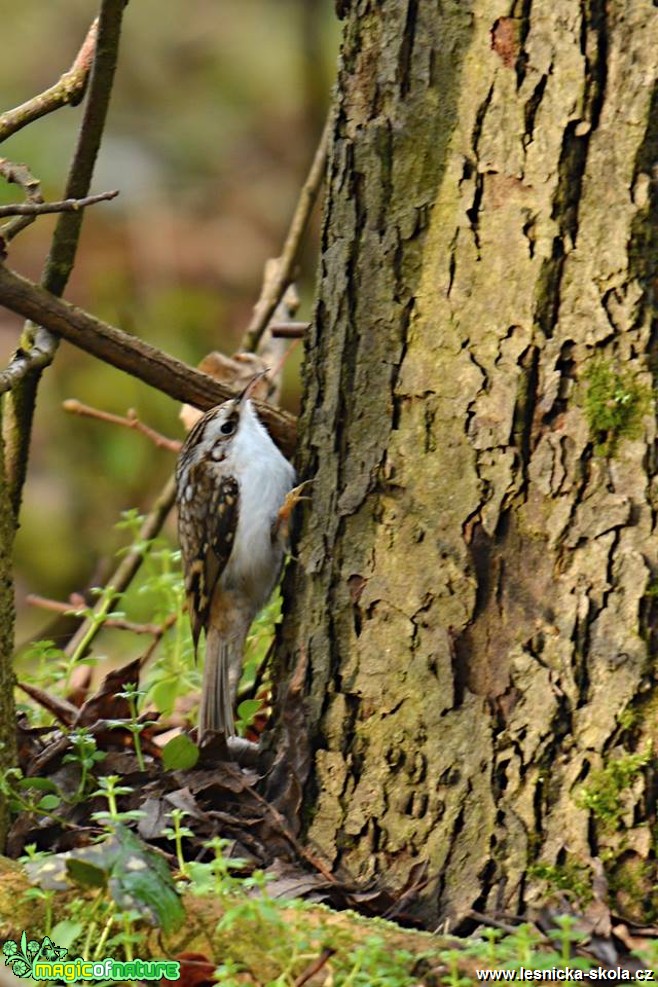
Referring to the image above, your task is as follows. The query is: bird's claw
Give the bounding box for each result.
[275,480,313,540]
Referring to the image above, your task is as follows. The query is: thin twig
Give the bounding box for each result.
[0,263,296,457]
[241,108,331,352]
[0,159,44,242]
[63,476,179,659]
[294,949,336,987]
[26,593,177,638]
[270,321,310,338]
[3,0,128,521]
[0,19,98,143]
[62,399,181,452]
[249,784,338,885]
[0,189,118,218]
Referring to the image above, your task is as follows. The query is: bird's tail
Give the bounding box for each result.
[199,626,243,739]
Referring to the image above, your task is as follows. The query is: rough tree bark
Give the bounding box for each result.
[280,0,658,927]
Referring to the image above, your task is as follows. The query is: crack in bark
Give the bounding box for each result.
[397,0,419,98]
[522,73,548,151]
[446,226,459,298]
[511,343,540,485]
[513,0,534,88]
[540,340,577,429]
[534,2,608,339]
[530,692,575,854]
[375,121,394,233]
[390,296,414,432]
[580,0,608,132]
[466,84,494,257]
[572,594,594,707]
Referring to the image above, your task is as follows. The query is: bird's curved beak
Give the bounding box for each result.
[237,370,269,406]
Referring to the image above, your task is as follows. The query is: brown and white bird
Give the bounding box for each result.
[175,376,296,740]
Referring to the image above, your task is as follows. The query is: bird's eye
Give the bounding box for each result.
[220,419,236,435]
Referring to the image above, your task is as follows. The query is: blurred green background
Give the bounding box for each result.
[0,0,339,647]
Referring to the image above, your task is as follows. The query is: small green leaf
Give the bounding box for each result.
[162,734,199,772]
[17,777,59,793]
[236,699,262,726]
[109,824,186,934]
[66,857,108,889]
[37,794,62,811]
[49,921,83,950]
[150,679,179,716]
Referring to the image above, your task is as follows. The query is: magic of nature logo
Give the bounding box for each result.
[3,931,180,981]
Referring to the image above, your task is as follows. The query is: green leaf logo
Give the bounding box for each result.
[2,933,67,977]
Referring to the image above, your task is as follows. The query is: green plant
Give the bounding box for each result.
[528,858,593,905]
[119,510,198,718]
[583,358,653,455]
[546,915,588,965]
[0,767,66,825]
[456,919,594,976]
[18,639,100,720]
[333,936,417,986]
[110,683,155,771]
[578,747,651,831]
[617,706,639,730]
[439,950,473,987]
[67,583,128,666]
[91,775,145,827]
[239,590,282,694]
[62,728,106,799]
[161,808,194,879]
[634,938,658,977]
[185,836,259,899]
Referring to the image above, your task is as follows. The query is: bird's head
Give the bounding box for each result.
[184,371,270,462]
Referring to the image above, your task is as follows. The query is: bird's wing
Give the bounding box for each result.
[178,462,240,652]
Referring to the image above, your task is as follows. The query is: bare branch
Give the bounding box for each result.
[0,189,118,218]
[241,108,331,352]
[0,263,296,456]
[4,0,133,519]
[0,19,98,143]
[26,594,176,637]
[62,399,181,453]
[270,321,310,338]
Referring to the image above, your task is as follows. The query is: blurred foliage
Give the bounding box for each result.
[0,0,338,647]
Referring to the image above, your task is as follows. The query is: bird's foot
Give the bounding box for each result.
[274,480,313,541]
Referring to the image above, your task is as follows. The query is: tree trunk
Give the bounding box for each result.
[279,0,658,928]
